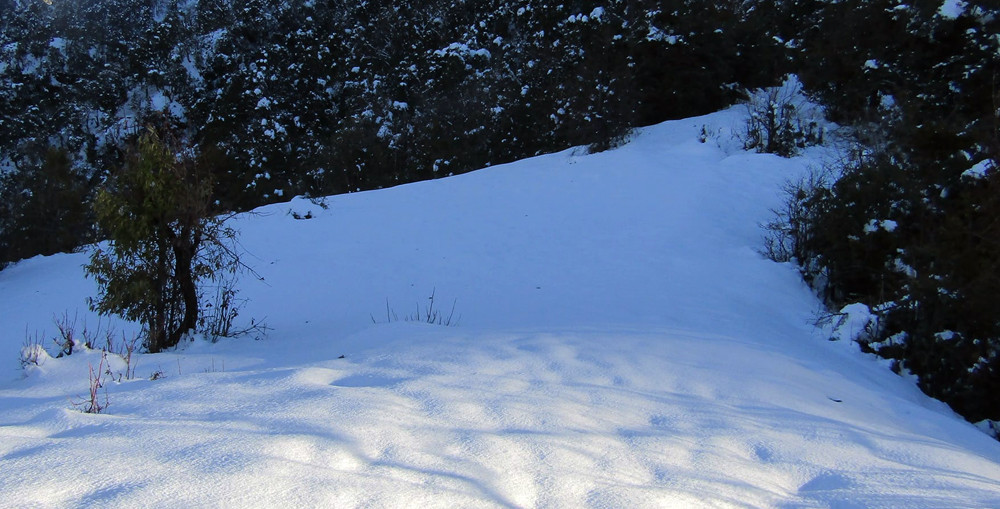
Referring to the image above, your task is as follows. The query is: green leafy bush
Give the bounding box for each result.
[85,126,240,352]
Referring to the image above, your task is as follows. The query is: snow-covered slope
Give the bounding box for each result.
[2,109,999,508]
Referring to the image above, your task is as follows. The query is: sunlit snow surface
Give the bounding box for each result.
[2,109,1000,508]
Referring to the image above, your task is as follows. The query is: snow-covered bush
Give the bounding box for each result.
[587,128,634,154]
[19,333,47,369]
[821,303,880,344]
[741,75,824,157]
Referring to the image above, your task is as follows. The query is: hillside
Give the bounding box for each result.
[4,2,998,421]
[1,110,999,507]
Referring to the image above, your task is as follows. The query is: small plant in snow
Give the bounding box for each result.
[815,303,882,345]
[587,128,634,154]
[53,311,83,357]
[200,283,240,339]
[108,332,140,381]
[741,75,825,157]
[204,358,225,373]
[411,288,460,326]
[72,352,109,414]
[21,311,143,381]
[19,331,46,369]
[697,125,716,144]
[51,311,121,358]
[373,288,460,326]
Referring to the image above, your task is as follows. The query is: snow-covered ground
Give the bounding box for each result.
[2,108,1000,508]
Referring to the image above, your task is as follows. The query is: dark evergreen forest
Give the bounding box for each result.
[1,0,998,431]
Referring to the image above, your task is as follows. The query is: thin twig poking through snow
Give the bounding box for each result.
[372,288,460,326]
[72,352,109,414]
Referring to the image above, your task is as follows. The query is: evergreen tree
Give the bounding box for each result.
[86,125,236,352]
[0,148,94,268]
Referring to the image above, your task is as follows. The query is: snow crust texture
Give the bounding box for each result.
[2,109,1000,508]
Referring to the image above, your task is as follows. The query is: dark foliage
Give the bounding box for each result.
[770,0,1000,423]
[0,148,95,268]
[1,0,792,264]
[85,123,237,352]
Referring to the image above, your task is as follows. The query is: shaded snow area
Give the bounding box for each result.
[3,109,1000,507]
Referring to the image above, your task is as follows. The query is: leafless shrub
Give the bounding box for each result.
[104,332,140,382]
[72,352,109,414]
[30,311,141,381]
[199,282,270,341]
[52,311,115,356]
[760,168,832,264]
[741,75,825,157]
[19,330,46,369]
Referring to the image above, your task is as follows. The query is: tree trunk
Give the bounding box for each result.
[169,228,200,348]
[148,239,172,353]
